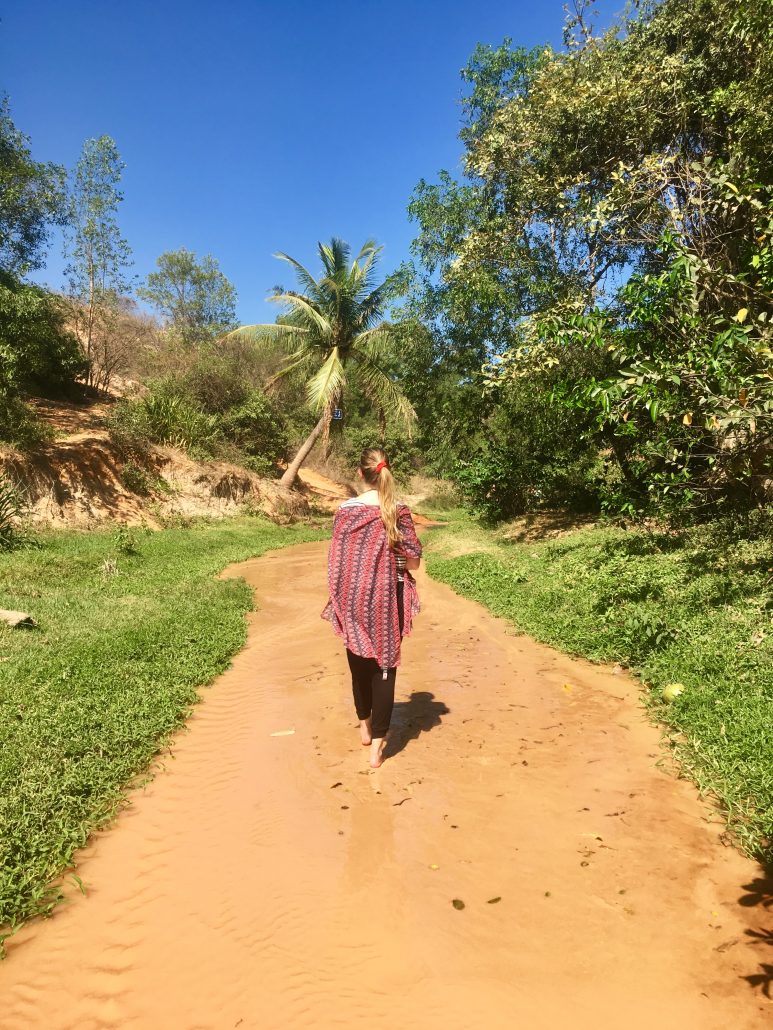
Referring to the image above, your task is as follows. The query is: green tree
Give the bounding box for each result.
[409,0,773,519]
[138,248,237,345]
[0,99,82,440]
[64,135,132,388]
[232,238,416,488]
[0,96,65,276]
[0,272,85,444]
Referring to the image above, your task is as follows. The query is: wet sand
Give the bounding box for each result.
[1,541,771,1029]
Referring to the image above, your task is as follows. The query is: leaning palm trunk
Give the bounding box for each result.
[280,415,326,488]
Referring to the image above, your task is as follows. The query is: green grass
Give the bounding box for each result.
[0,517,325,943]
[424,512,773,863]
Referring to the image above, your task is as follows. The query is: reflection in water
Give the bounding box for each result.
[345,798,395,889]
[344,692,448,890]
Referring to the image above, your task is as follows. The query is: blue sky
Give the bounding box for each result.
[4,0,622,323]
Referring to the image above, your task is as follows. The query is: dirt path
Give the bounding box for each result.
[2,542,770,1029]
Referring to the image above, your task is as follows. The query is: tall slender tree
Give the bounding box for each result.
[232,238,416,488]
[64,135,132,387]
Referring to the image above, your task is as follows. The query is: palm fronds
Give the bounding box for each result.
[306,346,346,412]
[273,252,320,297]
[225,322,308,351]
[351,348,417,434]
[318,238,351,278]
[232,238,415,437]
[268,291,331,336]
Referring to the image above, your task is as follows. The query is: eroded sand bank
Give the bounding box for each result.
[1,541,770,1029]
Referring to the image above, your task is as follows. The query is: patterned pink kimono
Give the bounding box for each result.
[322,501,422,669]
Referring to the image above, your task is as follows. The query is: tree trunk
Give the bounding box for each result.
[280,415,326,489]
[85,261,95,388]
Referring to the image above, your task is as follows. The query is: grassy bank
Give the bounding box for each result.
[423,510,773,863]
[0,517,325,942]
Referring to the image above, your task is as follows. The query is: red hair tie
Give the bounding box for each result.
[374,460,389,474]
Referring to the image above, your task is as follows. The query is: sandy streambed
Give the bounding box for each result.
[1,541,770,1029]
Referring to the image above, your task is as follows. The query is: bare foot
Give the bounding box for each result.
[359,718,372,746]
[369,737,386,768]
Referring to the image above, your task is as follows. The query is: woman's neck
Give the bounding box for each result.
[358,488,379,503]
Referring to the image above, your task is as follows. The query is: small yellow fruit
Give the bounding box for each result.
[662,683,685,702]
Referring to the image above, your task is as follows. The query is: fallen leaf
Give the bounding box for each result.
[330,782,342,789]
[452,898,465,910]
[269,729,295,737]
[430,864,439,870]
[662,682,685,702]
[487,896,502,904]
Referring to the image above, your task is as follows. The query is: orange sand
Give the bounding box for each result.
[1,542,770,1028]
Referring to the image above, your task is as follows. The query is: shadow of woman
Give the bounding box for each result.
[738,866,773,999]
[385,691,449,759]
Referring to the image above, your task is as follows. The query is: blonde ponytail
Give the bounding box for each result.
[359,447,401,548]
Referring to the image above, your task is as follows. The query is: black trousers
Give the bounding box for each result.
[346,583,404,739]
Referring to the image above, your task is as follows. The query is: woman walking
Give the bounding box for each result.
[323,448,422,768]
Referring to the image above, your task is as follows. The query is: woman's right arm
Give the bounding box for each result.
[397,507,422,570]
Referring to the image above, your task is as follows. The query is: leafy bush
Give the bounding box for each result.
[107,391,221,455]
[453,412,600,523]
[535,213,773,520]
[113,524,140,555]
[220,390,289,468]
[445,359,603,522]
[0,273,86,398]
[240,453,277,478]
[137,337,283,415]
[142,392,220,451]
[0,396,53,449]
[120,460,152,495]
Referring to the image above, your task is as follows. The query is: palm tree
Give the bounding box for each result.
[230,238,416,488]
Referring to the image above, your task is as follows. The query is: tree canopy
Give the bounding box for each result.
[138,248,237,345]
[407,0,773,519]
[0,96,65,277]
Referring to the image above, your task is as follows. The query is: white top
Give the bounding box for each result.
[340,489,380,508]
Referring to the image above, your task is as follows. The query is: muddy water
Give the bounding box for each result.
[1,542,770,1029]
